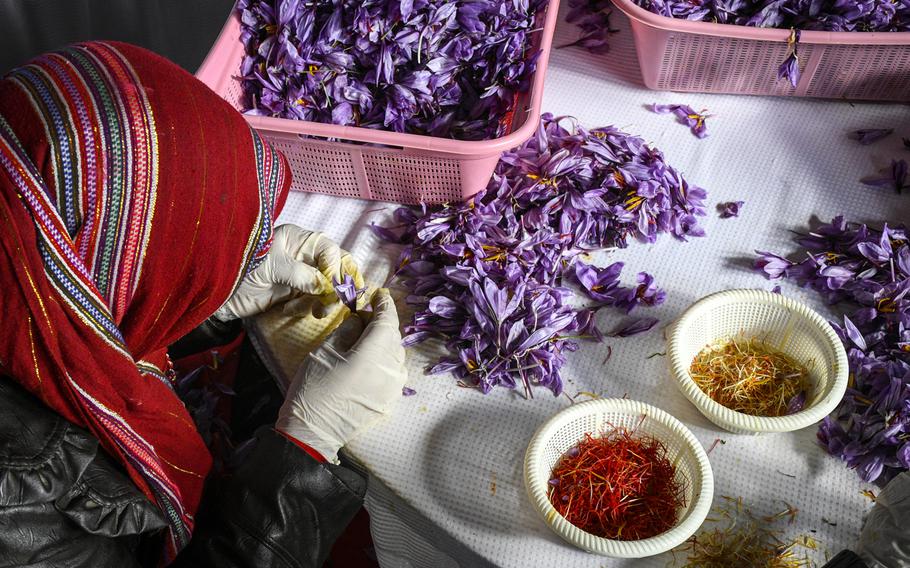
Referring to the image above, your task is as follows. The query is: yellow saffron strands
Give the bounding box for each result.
[674,497,816,568]
[689,336,811,417]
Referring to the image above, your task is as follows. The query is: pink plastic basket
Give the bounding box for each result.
[612,0,910,101]
[196,3,559,204]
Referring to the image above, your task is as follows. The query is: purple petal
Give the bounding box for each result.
[842,316,868,351]
[717,201,744,218]
[609,316,659,337]
[849,128,894,145]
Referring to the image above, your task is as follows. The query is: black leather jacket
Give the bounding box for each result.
[0,368,365,568]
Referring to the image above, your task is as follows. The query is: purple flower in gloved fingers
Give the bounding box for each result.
[334,274,365,312]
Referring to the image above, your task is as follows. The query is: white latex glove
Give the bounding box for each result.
[276,288,407,464]
[214,224,364,321]
[857,472,910,568]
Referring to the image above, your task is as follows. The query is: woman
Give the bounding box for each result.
[0,41,406,566]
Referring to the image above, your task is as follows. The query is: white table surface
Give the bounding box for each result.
[275,2,910,565]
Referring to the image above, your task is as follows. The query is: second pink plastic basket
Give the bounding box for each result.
[612,0,910,101]
[196,3,560,204]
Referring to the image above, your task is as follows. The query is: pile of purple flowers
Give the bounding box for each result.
[755,217,910,483]
[237,0,546,140]
[636,0,910,32]
[374,114,706,396]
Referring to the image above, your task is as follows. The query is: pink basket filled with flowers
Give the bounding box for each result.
[196,0,560,204]
[609,0,910,100]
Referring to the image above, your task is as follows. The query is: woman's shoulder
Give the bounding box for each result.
[0,376,165,565]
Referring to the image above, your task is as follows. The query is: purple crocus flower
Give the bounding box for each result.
[849,129,895,145]
[649,103,710,138]
[777,29,801,88]
[862,159,909,194]
[755,250,792,279]
[575,261,626,303]
[717,201,744,218]
[777,51,800,88]
[333,274,364,312]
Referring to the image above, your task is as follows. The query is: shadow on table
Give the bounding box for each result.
[418,398,570,546]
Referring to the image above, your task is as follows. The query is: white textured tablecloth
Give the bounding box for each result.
[275,2,910,565]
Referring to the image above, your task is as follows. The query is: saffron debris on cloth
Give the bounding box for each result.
[675,496,813,567]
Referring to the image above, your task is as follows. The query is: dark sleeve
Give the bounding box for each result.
[174,428,366,568]
[168,316,243,360]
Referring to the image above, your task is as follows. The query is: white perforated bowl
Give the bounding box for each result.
[667,289,849,434]
[524,399,714,558]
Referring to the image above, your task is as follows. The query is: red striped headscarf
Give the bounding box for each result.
[0,42,290,560]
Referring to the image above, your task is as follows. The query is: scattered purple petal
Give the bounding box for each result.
[369,223,403,243]
[771,285,782,294]
[718,201,744,218]
[402,386,417,397]
[786,391,807,414]
[649,103,710,138]
[849,129,895,145]
[609,316,659,337]
[862,159,908,194]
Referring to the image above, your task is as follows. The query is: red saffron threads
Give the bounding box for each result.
[547,428,686,541]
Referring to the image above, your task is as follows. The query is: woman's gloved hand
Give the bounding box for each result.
[276,288,406,463]
[214,224,363,321]
[856,472,910,568]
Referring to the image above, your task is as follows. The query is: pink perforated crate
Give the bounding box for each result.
[195,3,559,204]
[612,0,910,100]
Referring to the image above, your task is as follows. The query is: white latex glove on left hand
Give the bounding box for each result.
[276,288,407,464]
[214,224,363,321]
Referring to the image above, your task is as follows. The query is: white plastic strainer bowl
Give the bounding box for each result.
[667,289,849,434]
[524,398,714,558]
